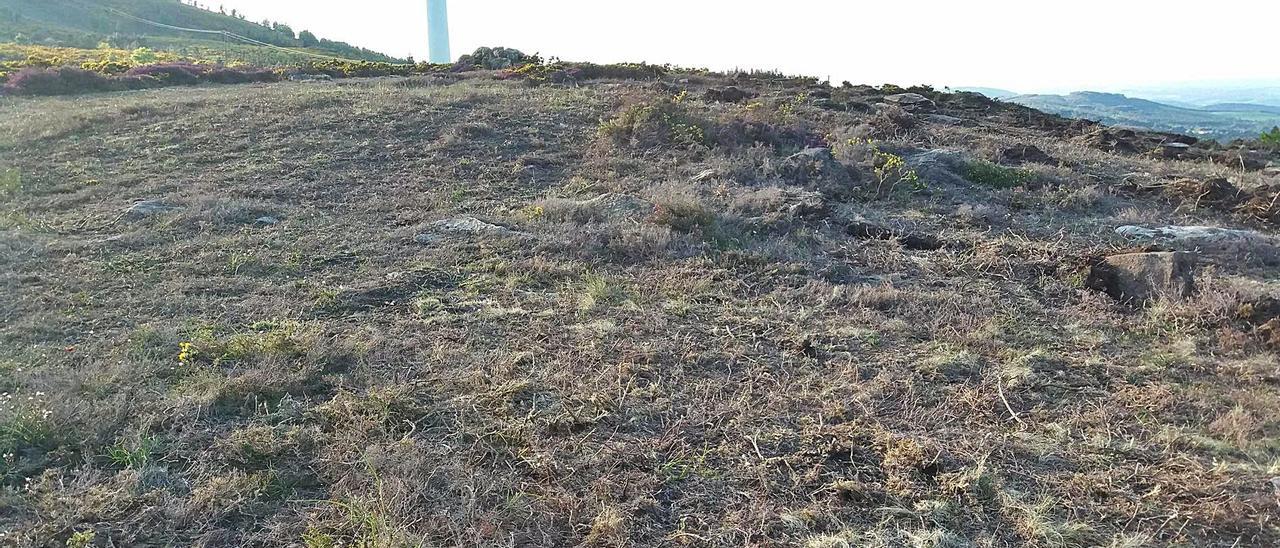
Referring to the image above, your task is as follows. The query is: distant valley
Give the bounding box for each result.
[958,88,1280,142]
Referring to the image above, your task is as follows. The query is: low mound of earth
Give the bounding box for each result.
[1,73,1278,546]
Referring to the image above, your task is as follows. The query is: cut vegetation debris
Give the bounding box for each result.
[1,60,1279,547]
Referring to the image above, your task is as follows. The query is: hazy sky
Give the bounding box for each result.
[212,0,1278,94]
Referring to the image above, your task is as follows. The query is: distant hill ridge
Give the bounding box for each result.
[1205,103,1280,115]
[952,86,1018,100]
[0,0,403,63]
[1002,90,1280,141]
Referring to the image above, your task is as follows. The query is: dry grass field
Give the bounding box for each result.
[1,72,1278,547]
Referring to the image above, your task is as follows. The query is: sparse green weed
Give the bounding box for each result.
[579,274,626,311]
[178,321,313,366]
[0,168,20,196]
[1,399,55,454]
[905,528,970,548]
[411,293,447,318]
[1002,349,1057,388]
[917,345,981,380]
[656,446,715,483]
[302,527,338,548]
[313,287,341,309]
[66,530,96,548]
[652,200,714,232]
[106,436,157,469]
[226,251,255,274]
[1011,496,1096,548]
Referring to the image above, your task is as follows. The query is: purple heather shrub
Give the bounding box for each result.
[202,66,279,84]
[2,62,277,96]
[124,62,205,85]
[123,63,279,85]
[1,63,283,96]
[2,66,113,96]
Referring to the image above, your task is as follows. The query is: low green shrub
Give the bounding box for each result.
[599,95,709,149]
[504,61,672,86]
[872,145,923,193]
[572,62,670,80]
[1260,126,1280,150]
[964,161,1033,188]
[302,59,413,78]
[456,46,540,70]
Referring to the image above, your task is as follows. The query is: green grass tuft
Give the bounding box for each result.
[964,160,1034,188]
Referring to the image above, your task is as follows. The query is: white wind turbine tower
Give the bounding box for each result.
[427,0,452,63]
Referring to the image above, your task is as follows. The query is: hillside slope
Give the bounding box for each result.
[0,0,402,63]
[1118,83,1280,110]
[1,74,1279,546]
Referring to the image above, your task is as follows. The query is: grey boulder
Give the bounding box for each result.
[782,147,860,199]
[883,93,935,110]
[1086,251,1196,304]
[125,200,179,217]
[906,149,970,187]
[1116,225,1280,264]
[415,216,526,244]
